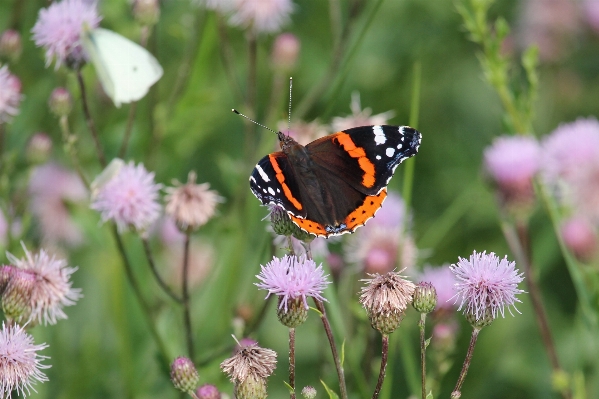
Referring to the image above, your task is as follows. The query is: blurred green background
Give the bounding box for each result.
[1,0,598,398]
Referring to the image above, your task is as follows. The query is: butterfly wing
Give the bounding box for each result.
[250,152,306,218]
[306,125,421,196]
[82,28,163,107]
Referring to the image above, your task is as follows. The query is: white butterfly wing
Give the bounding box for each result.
[82,28,163,107]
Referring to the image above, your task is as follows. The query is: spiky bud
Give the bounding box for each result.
[277,296,308,328]
[301,385,317,399]
[0,29,22,62]
[170,356,199,393]
[270,205,295,237]
[465,306,494,329]
[2,269,35,323]
[412,282,437,314]
[26,132,53,164]
[196,383,221,399]
[48,87,72,117]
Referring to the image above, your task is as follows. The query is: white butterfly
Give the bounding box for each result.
[82,28,163,107]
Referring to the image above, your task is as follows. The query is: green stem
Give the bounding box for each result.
[182,232,195,360]
[111,225,170,367]
[141,237,181,303]
[76,69,106,167]
[419,313,427,399]
[289,327,296,399]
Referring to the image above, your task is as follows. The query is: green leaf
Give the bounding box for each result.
[320,380,340,399]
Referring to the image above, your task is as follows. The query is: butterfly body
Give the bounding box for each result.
[250,125,421,237]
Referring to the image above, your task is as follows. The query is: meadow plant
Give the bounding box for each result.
[1,0,599,397]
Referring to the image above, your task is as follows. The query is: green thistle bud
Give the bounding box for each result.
[292,225,315,243]
[170,356,199,393]
[368,309,405,335]
[48,87,72,117]
[236,373,267,399]
[270,206,296,237]
[2,269,35,323]
[0,29,22,62]
[412,282,437,314]
[221,344,277,399]
[277,297,308,328]
[301,385,317,399]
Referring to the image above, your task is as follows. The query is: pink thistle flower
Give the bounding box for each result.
[229,0,294,34]
[484,135,540,189]
[91,161,162,233]
[331,92,395,132]
[541,118,599,182]
[29,163,87,247]
[196,384,221,399]
[450,251,524,322]
[271,33,300,71]
[561,216,598,262]
[418,264,457,311]
[0,65,22,123]
[6,243,82,325]
[32,0,101,69]
[256,255,330,312]
[0,323,49,398]
[277,119,329,147]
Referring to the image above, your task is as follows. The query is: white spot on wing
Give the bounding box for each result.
[373,125,386,145]
[268,187,275,195]
[255,164,270,182]
[376,155,381,160]
[386,147,395,157]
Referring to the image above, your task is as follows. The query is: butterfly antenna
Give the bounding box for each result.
[287,77,293,135]
[232,109,279,135]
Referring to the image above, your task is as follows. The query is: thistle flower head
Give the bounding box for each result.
[450,251,525,325]
[170,356,199,393]
[229,0,294,34]
[31,0,101,69]
[164,171,222,231]
[196,384,221,399]
[220,343,277,384]
[484,135,540,188]
[0,29,22,62]
[6,243,82,325]
[561,216,598,262]
[418,264,457,312]
[91,160,162,233]
[1,268,36,323]
[359,271,416,334]
[256,255,330,313]
[412,282,437,314]
[0,322,50,398]
[0,65,22,123]
[331,92,395,132]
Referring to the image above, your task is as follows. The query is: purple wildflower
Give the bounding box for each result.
[484,135,540,188]
[0,65,22,123]
[0,322,50,398]
[255,255,330,312]
[229,0,294,34]
[331,92,395,132]
[6,243,82,325]
[196,384,221,399]
[561,216,598,262]
[32,0,101,69]
[450,251,524,321]
[91,161,162,232]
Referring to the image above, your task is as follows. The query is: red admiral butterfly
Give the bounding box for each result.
[249,124,422,237]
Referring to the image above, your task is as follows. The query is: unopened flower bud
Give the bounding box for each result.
[170,356,199,393]
[561,217,597,263]
[412,282,437,313]
[236,373,267,399]
[133,0,160,27]
[196,383,221,399]
[26,132,53,164]
[0,29,22,62]
[270,205,295,237]
[0,265,15,293]
[277,296,308,328]
[48,87,73,117]
[292,225,315,243]
[301,385,317,399]
[271,33,300,71]
[2,268,35,322]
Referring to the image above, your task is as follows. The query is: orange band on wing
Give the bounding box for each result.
[343,189,387,230]
[334,133,376,188]
[269,154,303,211]
[289,214,327,236]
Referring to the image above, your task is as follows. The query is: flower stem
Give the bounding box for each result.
[372,334,389,399]
[451,327,480,398]
[313,298,347,399]
[118,101,137,159]
[182,232,196,360]
[111,225,170,367]
[419,313,427,399]
[141,237,182,303]
[76,69,106,167]
[289,327,296,399]
[58,115,90,189]
[514,221,571,399]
